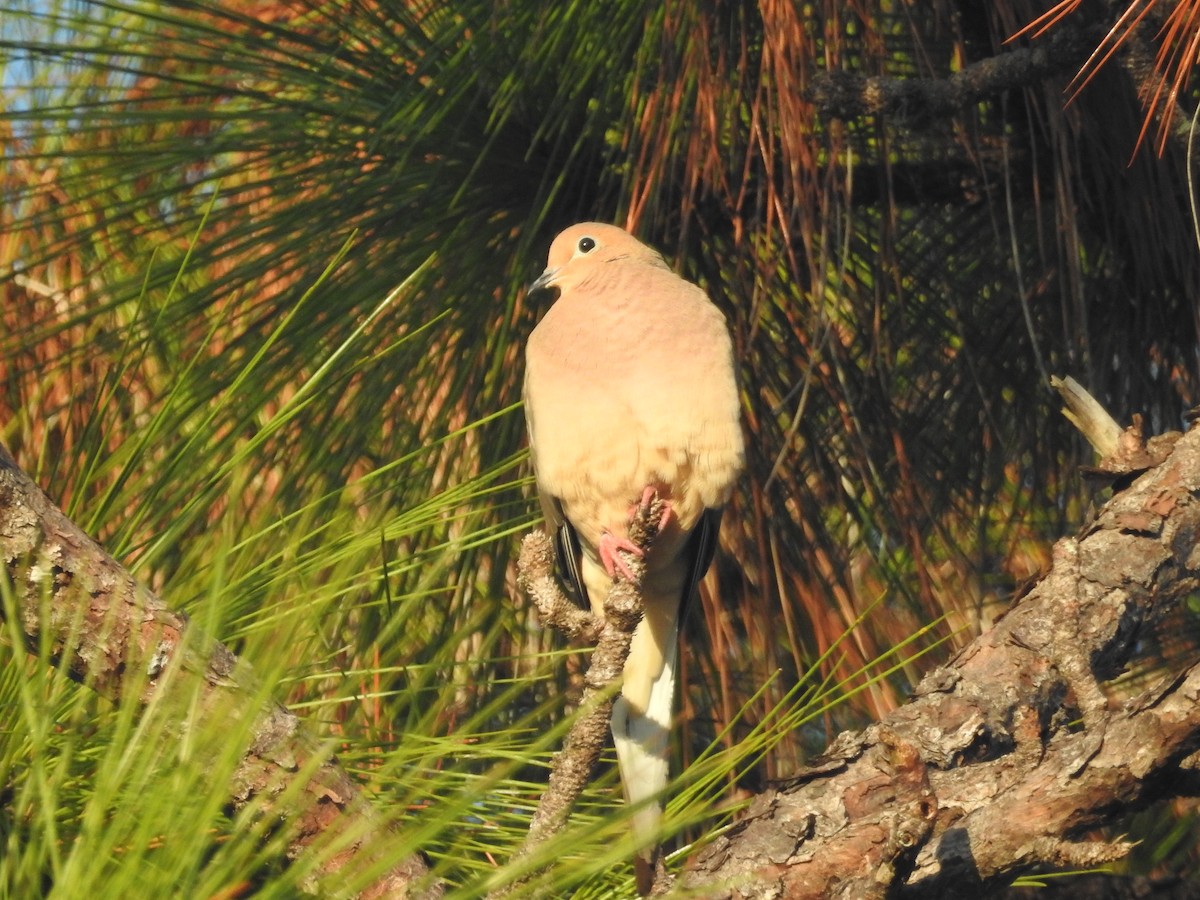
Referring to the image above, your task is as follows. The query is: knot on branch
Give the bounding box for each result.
[517,531,600,642]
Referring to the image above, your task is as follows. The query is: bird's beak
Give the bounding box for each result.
[527,266,560,297]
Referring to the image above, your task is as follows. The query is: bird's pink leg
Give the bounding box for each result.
[599,531,644,581]
[599,487,676,581]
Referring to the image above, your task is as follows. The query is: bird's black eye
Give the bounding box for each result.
[577,237,596,253]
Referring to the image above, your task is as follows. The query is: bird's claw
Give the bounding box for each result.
[601,488,676,582]
[599,531,644,582]
[627,486,672,550]
[635,485,673,533]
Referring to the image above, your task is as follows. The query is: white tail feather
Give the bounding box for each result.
[611,628,679,862]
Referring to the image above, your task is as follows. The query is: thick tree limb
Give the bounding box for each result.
[685,412,1200,897]
[0,443,437,900]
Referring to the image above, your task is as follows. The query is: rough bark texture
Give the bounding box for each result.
[0,444,437,900]
[684,420,1200,898]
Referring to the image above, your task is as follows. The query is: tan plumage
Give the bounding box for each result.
[522,223,744,893]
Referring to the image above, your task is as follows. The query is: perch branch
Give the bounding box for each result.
[497,496,666,896]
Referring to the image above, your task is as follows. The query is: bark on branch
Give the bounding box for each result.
[684,408,1200,897]
[0,443,437,900]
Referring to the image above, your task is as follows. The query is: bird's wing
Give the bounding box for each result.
[543,494,589,612]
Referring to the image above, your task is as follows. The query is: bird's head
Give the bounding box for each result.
[527,222,666,297]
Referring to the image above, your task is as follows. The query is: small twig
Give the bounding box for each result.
[1052,374,1181,478]
[1051,374,1123,457]
[496,499,664,896]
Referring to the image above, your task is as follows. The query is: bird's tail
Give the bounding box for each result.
[611,626,679,896]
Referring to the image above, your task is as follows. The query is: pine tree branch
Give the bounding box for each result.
[811,24,1105,124]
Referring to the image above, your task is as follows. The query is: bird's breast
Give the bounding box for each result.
[524,261,744,553]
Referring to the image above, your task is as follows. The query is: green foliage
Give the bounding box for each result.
[0,221,852,894]
[3,0,1200,893]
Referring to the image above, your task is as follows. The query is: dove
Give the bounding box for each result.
[523,222,744,893]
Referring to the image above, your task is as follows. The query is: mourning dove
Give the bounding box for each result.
[523,223,744,893]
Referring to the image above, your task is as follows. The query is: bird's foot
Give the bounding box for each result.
[634,485,673,533]
[627,486,672,552]
[599,531,645,582]
[601,488,674,583]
